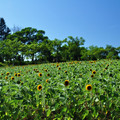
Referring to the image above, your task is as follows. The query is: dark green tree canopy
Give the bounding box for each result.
[7,27,48,44]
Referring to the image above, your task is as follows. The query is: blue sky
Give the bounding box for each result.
[0,0,120,48]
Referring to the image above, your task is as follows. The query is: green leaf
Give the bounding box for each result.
[82,110,89,120]
[78,100,84,105]
[62,107,67,112]
[47,109,51,117]
[55,103,59,110]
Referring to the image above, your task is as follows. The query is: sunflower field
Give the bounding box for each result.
[0,59,120,120]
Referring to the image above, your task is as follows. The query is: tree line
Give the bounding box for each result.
[0,18,120,65]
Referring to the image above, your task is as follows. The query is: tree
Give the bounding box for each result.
[60,44,69,62]
[87,45,98,60]
[0,38,22,63]
[38,39,53,62]
[80,47,88,60]
[0,17,10,40]
[7,27,48,44]
[7,27,49,62]
[67,36,85,60]
[116,47,120,59]
[105,45,119,59]
[51,38,67,62]
[25,41,40,62]
[94,47,108,59]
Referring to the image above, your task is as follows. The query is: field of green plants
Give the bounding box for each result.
[0,59,120,120]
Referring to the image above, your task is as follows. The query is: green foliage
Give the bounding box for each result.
[0,38,22,62]
[51,38,67,62]
[7,27,47,44]
[67,36,85,60]
[0,26,119,65]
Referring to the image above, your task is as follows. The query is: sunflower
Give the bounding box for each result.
[14,73,17,76]
[86,84,92,91]
[1,73,3,75]
[11,77,14,80]
[64,80,69,86]
[90,69,92,71]
[56,64,59,67]
[105,67,108,70]
[91,74,94,78]
[64,70,67,73]
[17,73,21,77]
[36,70,39,73]
[46,79,49,83]
[92,70,96,74]
[5,76,8,80]
[38,73,42,77]
[21,82,23,85]
[47,74,50,76]
[45,69,47,72]
[6,72,9,75]
[58,67,61,70]
[37,84,42,91]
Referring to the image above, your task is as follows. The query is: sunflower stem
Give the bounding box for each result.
[42,87,45,111]
[65,87,68,117]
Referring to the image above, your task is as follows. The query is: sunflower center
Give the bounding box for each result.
[65,81,69,85]
[39,86,42,89]
[88,86,92,90]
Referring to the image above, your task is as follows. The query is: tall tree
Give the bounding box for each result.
[60,44,69,62]
[25,41,40,62]
[0,17,10,40]
[94,47,108,59]
[7,27,48,62]
[87,45,99,60]
[0,38,22,62]
[38,39,53,62]
[7,27,48,44]
[105,45,119,59]
[51,38,67,62]
[67,36,85,60]
[80,47,88,60]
